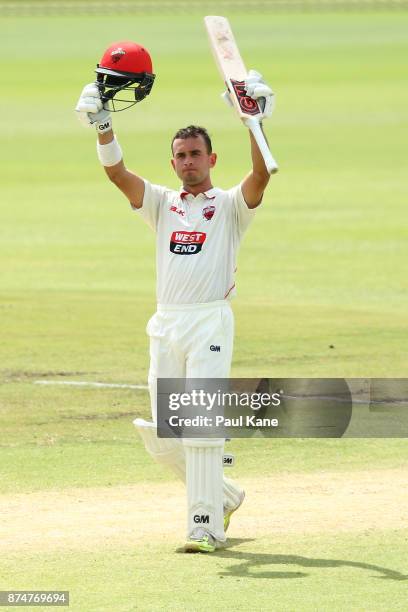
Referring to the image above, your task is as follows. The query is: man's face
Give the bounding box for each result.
[171,135,217,186]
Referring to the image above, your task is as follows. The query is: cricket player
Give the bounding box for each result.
[75,41,275,553]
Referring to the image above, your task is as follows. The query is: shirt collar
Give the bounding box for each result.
[179,187,218,200]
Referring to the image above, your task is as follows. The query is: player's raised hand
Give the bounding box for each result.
[220,70,275,121]
[75,83,112,133]
[244,70,275,120]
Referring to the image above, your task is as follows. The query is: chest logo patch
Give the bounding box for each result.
[170,231,206,255]
[169,205,185,217]
[203,205,216,221]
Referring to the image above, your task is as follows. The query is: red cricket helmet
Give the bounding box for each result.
[95,41,155,112]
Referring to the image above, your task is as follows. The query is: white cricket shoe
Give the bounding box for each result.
[184,528,217,553]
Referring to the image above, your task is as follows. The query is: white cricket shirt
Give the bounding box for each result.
[134,180,256,304]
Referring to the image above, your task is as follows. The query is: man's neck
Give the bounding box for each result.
[182,179,213,197]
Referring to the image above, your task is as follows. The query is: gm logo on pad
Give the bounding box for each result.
[194,514,209,524]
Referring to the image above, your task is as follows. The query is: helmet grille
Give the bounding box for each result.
[96,71,155,112]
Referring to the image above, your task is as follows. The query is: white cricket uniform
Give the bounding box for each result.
[133,180,256,421]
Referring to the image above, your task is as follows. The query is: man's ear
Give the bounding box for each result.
[209,152,217,168]
[170,158,176,171]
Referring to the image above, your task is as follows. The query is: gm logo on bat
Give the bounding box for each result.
[170,231,206,255]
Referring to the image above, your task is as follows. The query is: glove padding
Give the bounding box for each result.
[221,69,275,120]
[75,83,110,128]
[244,70,274,119]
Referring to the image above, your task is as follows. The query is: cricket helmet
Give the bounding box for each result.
[95,41,155,112]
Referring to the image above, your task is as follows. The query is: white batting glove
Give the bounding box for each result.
[220,70,275,120]
[244,69,275,120]
[75,83,112,133]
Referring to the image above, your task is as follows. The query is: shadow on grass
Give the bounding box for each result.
[214,538,408,581]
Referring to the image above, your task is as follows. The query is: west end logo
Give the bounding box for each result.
[170,231,206,255]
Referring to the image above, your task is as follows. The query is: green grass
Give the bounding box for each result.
[1,376,407,494]
[2,531,407,611]
[1,10,407,612]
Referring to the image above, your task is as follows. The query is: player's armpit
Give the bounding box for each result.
[108,165,145,209]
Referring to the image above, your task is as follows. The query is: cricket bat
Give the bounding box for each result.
[204,15,278,174]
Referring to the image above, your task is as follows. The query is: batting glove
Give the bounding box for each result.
[244,69,275,120]
[221,70,275,120]
[75,83,112,133]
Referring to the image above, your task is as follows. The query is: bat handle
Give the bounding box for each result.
[244,116,279,175]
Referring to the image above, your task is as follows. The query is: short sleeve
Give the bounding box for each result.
[132,179,166,232]
[228,184,257,237]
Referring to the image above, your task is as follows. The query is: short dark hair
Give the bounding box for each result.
[171,125,212,154]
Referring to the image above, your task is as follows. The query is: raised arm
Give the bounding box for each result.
[76,82,145,208]
[238,70,277,209]
[241,125,271,209]
[97,128,145,209]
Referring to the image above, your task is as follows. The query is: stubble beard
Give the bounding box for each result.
[182,171,205,187]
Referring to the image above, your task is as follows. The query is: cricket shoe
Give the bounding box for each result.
[224,488,245,532]
[184,528,217,553]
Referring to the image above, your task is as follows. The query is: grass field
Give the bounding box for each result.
[1,8,407,611]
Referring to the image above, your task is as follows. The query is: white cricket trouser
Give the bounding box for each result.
[144,300,235,542]
[147,300,234,422]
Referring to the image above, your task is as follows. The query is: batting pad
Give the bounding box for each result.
[133,418,185,481]
[223,475,245,512]
[133,419,244,517]
[183,438,226,543]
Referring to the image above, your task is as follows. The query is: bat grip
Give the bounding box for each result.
[244,116,278,175]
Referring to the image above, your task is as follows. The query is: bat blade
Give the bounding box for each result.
[204,15,262,120]
[204,15,278,174]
